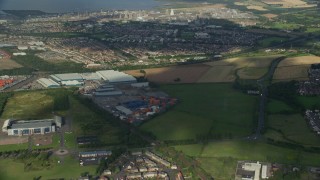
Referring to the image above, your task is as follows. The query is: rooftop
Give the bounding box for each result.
[94,91,123,96]
[50,73,83,81]
[11,121,53,129]
[116,106,133,115]
[96,70,136,83]
[37,78,60,87]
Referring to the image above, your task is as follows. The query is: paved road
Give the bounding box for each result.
[251,56,286,139]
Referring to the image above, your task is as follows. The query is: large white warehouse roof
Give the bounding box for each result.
[96,70,136,83]
[80,73,100,80]
[37,78,60,88]
[50,73,83,82]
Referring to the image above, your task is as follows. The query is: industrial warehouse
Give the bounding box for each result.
[37,70,137,88]
[34,69,177,124]
[2,116,62,136]
[96,70,137,83]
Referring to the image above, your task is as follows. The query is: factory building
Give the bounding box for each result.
[96,70,136,84]
[94,91,123,97]
[95,87,115,92]
[50,73,84,86]
[131,82,149,88]
[79,150,112,158]
[80,73,101,81]
[2,116,62,136]
[116,106,133,116]
[37,78,60,88]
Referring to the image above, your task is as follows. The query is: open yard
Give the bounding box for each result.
[174,141,320,179]
[273,56,320,81]
[125,64,211,84]
[140,83,258,141]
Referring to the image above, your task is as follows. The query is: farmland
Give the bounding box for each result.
[200,55,281,81]
[266,114,320,146]
[125,64,211,84]
[127,56,281,84]
[273,56,320,82]
[273,65,310,82]
[197,65,235,82]
[140,83,258,141]
[265,86,320,147]
[261,0,315,8]
[174,141,320,179]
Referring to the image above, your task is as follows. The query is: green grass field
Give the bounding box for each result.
[174,141,320,179]
[0,156,97,179]
[1,91,54,120]
[237,67,269,79]
[266,114,320,146]
[69,97,124,145]
[140,83,258,140]
[0,143,28,152]
[297,96,320,109]
[270,22,300,30]
[267,99,294,114]
[265,96,320,146]
[258,37,288,47]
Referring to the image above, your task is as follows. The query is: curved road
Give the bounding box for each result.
[252,56,286,139]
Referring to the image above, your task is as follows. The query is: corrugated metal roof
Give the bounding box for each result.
[62,80,83,86]
[96,70,136,83]
[116,106,132,115]
[79,150,112,155]
[37,78,60,88]
[11,121,52,129]
[80,73,101,80]
[94,91,123,96]
[95,88,115,92]
[50,73,83,81]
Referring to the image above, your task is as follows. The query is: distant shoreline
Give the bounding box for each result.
[0,0,166,13]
